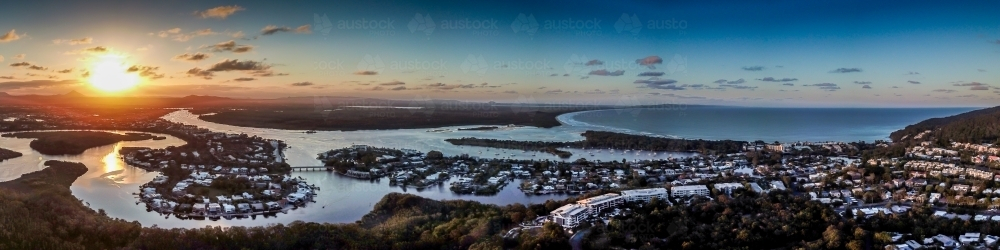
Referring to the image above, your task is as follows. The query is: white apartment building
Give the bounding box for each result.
[622,187,669,202]
[577,193,623,216]
[551,204,589,228]
[713,183,744,195]
[670,185,710,197]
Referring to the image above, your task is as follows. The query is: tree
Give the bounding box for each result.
[823,225,843,249]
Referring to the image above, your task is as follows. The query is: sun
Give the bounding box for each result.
[88,54,141,92]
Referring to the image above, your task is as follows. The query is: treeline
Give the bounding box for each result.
[890,105,1000,145]
[2,131,157,155]
[578,131,747,153]
[0,147,22,162]
[445,130,747,157]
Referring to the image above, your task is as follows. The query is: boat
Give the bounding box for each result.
[304,130,317,134]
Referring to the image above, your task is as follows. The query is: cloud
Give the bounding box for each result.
[953,82,986,87]
[126,65,164,79]
[185,68,215,79]
[502,90,518,94]
[853,81,871,84]
[197,5,245,19]
[862,85,871,89]
[424,82,479,90]
[635,55,662,69]
[0,79,79,91]
[0,29,22,42]
[353,70,378,75]
[637,71,664,77]
[389,86,407,91]
[290,82,314,87]
[53,37,93,45]
[9,62,30,67]
[757,77,797,82]
[830,68,862,73]
[588,69,624,76]
[805,83,837,87]
[979,69,987,72]
[379,81,405,86]
[584,59,603,66]
[544,89,564,94]
[260,25,313,36]
[206,59,270,72]
[782,83,794,86]
[57,68,72,74]
[154,28,182,38]
[661,93,706,99]
[906,71,919,75]
[13,54,24,60]
[634,78,681,90]
[933,89,956,93]
[971,86,990,91]
[741,66,765,71]
[295,25,312,34]
[957,94,977,98]
[27,65,47,71]
[173,52,211,62]
[720,84,758,90]
[204,40,252,53]
[907,80,921,84]
[714,78,746,84]
[67,46,109,55]
[232,77,255,82]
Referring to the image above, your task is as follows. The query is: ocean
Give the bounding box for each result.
[560,106,977,143]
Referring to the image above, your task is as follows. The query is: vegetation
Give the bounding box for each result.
[446,130,748,157]
[2,131,158,155]
[891,105,1000,145]
[197,105,586,131]
[0,147,22,162]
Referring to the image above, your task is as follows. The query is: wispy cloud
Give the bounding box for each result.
[830,68,862,73]
[173,52,211,62]
[290,82,314,87]
[757,77,797,82]
[197,5,245,19]
[0,29,22,42]
[741,66,765,71]
[354,70,378,75]
[635,55,662,69]
[907,80,921,84]
[203,40,252,53]
[52,37,93,45]
[261,25,313,36]
[588,69,624,76]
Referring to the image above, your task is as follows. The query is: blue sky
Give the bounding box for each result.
[0,0,998,107]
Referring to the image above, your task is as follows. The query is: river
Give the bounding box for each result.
[2,110,694,228]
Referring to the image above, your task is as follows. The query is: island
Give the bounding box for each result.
[193,105,590,131]
[1,131,159,155]
[445,130,748,157]
[0,147,22,162]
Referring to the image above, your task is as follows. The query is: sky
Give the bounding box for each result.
[1,0,999,107]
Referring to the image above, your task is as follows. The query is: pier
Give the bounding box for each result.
[291,166,333,171]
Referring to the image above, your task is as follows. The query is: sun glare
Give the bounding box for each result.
[88,54,141,92]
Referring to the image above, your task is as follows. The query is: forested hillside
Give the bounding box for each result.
[890,106,1000,145]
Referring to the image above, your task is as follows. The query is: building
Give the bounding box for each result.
[622,188,669,202]
[551,204,589,228]
[577,193,623,216]
[670,185,710,197]
[713,183,744,195]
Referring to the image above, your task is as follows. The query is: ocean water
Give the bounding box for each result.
[562,107,977,143]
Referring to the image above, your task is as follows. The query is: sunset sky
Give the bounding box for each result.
[1,0,999,107]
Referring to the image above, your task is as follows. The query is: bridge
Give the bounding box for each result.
[290,166,333,171]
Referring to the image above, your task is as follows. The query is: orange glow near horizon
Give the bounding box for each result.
[88,54,141,92]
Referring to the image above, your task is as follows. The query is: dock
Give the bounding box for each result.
[291,166,333,171]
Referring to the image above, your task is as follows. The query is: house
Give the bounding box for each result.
[266,201,281,210]
[237,203,251,213]
[933,234,957,248]
[208,203,221,214]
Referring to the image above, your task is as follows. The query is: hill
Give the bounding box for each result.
[889,106,1000,145]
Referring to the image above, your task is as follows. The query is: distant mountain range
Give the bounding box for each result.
[890,105,1000,144]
